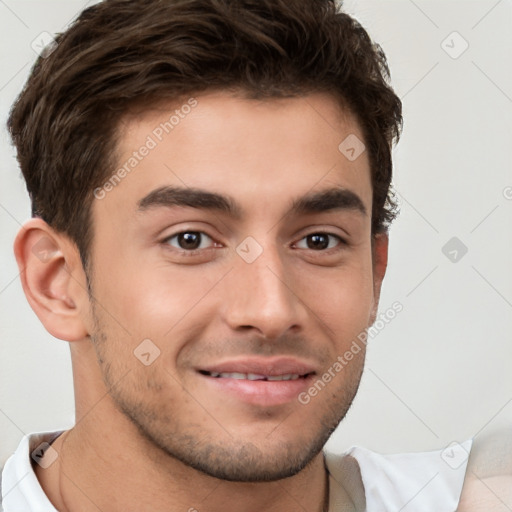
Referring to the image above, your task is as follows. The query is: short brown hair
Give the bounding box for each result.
[8,0,402,267]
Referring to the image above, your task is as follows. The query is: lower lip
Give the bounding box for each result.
[198,373,314,406]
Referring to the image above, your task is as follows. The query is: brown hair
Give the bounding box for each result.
[8,0,402,268]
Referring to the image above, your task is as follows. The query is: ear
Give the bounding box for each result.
[14,218,90,341]
[369,232,389,324]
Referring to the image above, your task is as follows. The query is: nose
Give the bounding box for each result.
[220,243,307,340]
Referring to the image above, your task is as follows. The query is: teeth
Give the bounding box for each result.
[247,373,266,380]
[207,372,301,381]
[267,374,299,381]
[228,372,246,380]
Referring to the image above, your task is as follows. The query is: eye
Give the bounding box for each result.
[164,231,215,251]
[295,233,343,251]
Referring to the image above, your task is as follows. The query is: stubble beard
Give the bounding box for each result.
[89,305,364,482]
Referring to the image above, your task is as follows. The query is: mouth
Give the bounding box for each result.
[198,370,313,381]
[195,357,317,406]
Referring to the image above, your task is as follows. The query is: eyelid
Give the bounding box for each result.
[156,220,221,242]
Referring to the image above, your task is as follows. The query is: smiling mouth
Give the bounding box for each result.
[198,370,314,381]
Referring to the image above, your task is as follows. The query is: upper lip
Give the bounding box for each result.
[197,357,317,377]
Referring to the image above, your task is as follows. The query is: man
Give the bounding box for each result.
[1,0,473,510]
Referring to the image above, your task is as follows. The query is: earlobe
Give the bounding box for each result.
[14,218,89,341]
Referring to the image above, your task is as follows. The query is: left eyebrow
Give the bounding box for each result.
[290,187,367,217]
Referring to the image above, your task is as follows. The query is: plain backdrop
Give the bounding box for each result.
[1,0,511,467]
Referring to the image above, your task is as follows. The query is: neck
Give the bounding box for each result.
[34,341,342,512]
[37,418,329,512]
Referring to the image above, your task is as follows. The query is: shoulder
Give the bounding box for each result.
[326,440,472,512]
[457,427,512,512]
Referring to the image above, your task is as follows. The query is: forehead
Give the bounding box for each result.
[96,91,372,220]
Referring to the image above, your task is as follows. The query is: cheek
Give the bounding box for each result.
[293,256,375,333]
[92,249,223,340]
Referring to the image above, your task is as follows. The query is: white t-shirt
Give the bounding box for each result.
[1,431,472,512]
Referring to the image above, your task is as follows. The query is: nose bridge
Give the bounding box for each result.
[222,237,304,338]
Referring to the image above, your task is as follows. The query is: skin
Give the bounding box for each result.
[457,476,512,511]
[457,428,512,512]
[15,91,388,512]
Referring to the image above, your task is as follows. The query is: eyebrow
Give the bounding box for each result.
[291,187,367,217]
[138,186,242,217]
[137,185,367,218]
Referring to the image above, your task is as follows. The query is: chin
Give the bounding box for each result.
[165,437,326,482]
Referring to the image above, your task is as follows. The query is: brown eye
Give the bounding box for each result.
[165,231,214,251]
[295,233,343,251]
[307,234,329,250]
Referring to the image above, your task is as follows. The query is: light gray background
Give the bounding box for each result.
[1,0,511,467]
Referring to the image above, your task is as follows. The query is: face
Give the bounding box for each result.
[86,91,385,481]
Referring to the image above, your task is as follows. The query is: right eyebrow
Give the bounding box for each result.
[137,185,243,219]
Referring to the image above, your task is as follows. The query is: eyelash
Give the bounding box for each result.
[161,230,347,254]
